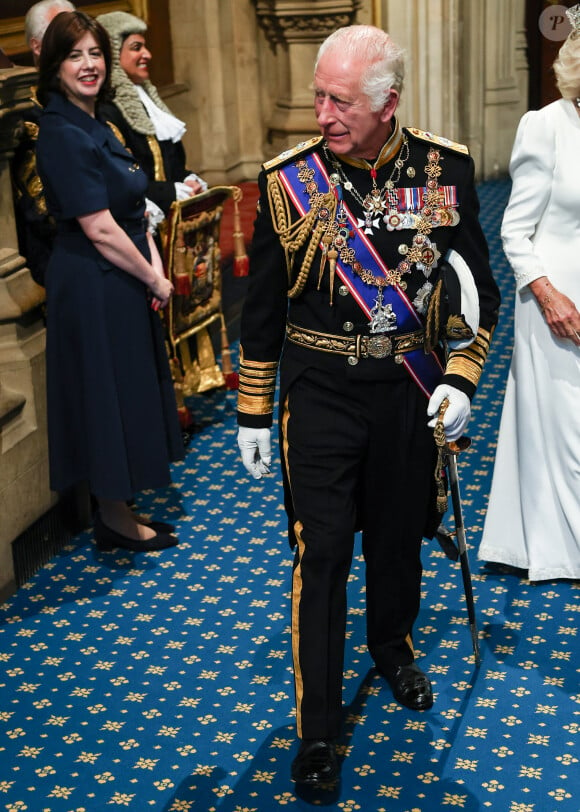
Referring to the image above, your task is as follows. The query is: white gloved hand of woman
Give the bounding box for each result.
[427,384,471,442]
[237,426,272,479]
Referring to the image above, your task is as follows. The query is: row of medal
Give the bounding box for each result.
[357,186,460,235]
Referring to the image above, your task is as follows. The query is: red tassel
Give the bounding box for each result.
[233,254,249,277]
[174,274,191,296]
[225,371,239,390]
[220,320,239,390]
[177,405,194,429]
[232,190,249,277]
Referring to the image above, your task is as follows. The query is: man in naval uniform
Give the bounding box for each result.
[237,25,500,789]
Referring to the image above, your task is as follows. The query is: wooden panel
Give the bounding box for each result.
[1,0,97,17]
[0,0,172,86]
[0,1,146,64]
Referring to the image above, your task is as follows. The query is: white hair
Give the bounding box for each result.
[24,0,75,47]
[553,30,580,99]
[315,25,405,112]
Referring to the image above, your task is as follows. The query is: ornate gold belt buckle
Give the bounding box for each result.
[366,334,392,359]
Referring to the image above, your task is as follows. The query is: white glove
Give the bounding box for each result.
[237,426,272,479]
[427,384,471,442]
[174,174,208,201]
[174,181,194,201]
[184,172,208,192]
[145,198,165,235]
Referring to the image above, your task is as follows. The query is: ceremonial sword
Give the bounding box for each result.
[434,404,482,666]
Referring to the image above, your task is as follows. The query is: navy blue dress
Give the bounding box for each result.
[37,92,183,500]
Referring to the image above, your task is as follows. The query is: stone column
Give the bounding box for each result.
[457,0,527,178]
[169,0,268,185]
[0,67,53,598]
[382,0,462,140]
[380,0,527,179]
[481,0,528,178]
[252,0,363,157]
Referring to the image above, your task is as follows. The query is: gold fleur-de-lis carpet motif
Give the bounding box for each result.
[1,179,579,811]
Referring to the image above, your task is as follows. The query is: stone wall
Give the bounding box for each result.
[0,66,53,599]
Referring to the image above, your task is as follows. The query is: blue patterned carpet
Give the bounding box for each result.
[1,179,579,812]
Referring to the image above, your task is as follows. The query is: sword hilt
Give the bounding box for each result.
[434,397,471,454]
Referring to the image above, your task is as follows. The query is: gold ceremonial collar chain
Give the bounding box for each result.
[292,143,445,304]
[324,137,410,218]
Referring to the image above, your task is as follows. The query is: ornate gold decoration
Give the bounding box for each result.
[286,323,425,359]
[252,0,363,47]
[406,127,469,155]
[266,169,337,298]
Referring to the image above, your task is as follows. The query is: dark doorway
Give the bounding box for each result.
[525,0,577,109]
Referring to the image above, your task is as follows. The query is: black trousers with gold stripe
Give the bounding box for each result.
[281,366,437,740]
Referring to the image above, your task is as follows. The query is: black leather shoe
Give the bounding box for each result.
[381,662,433,710]
[94,513,178,552]
[291,739,339,787]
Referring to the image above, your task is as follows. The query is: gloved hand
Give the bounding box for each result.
[237,426,272,479]
[427,384,471,442]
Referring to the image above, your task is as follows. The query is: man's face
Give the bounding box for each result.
[313,49,398,160]
[119,33,151,85]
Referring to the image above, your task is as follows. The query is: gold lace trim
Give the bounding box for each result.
[446,327,493,387]
[147,135,167,181]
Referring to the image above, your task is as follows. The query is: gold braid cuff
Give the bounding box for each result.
[237,347,278,416]
[266,170,336,299]
[445,326,493,388]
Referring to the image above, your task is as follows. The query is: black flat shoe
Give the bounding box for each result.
[291,739,339,788]
[381,662,433,710]
[94,513,178,552]
[141,519,176,534]
[128,505,176,534]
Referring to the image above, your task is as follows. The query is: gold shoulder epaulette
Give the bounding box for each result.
[263,136,324,172]
[406,127,469,155]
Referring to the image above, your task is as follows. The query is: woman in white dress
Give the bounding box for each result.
[478,12,580,582]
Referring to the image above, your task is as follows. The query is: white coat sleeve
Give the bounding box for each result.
[501,108,555,292]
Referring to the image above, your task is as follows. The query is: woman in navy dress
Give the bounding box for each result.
[36,10,184,552]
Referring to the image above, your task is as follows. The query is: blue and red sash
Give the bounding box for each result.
[278,151,444,397]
